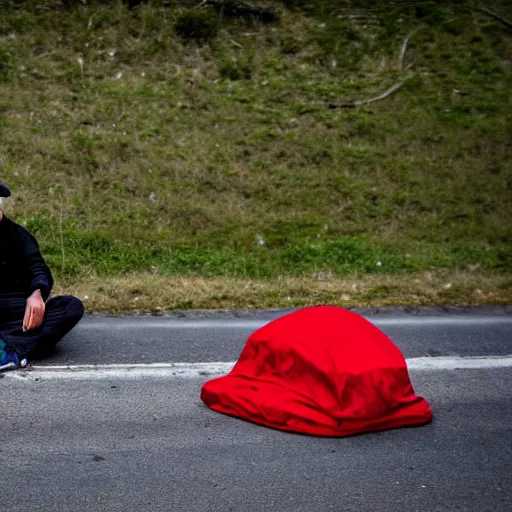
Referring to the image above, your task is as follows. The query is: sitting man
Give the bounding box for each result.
[0,183,84,371]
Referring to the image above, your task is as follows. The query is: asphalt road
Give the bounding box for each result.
[31,312,512,365]
[1,311,511,512]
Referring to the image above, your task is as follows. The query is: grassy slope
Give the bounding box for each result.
[0,0,511,311]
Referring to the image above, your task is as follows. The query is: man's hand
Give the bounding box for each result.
[23,289,46,332]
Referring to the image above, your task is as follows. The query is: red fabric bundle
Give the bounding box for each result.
[201,306,432,436]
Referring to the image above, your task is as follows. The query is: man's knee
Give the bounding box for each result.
[66,295,85,322]
[47,295,85,323]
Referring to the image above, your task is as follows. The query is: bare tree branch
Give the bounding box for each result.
[479,5,512,30]
[398,26,423,71]
[329,81,405,109]
[329,26,423,109]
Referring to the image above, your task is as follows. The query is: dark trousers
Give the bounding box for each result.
[0,295,84,359]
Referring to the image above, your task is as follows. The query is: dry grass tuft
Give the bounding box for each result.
[59,270,511,312]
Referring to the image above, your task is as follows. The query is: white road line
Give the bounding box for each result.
[5,356,512,381]
[79,316,512,329]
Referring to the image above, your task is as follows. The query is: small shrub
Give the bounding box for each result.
[280,0,342,18]
[0,45,15,83]
[280,35,302,55]
[218,56,252,80]
[313,19,366,71]
[174,9,220,42]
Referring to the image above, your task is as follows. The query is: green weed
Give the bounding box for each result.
[0,0,510,308]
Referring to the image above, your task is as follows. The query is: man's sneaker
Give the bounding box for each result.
[0,339,22,372]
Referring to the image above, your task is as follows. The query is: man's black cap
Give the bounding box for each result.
[0,184,11,197]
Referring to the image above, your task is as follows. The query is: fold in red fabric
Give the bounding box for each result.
[201,306,432,436]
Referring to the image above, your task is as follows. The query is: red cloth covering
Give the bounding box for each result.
[201,306,432,436]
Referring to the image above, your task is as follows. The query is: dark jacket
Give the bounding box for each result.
[0,215,53,301]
